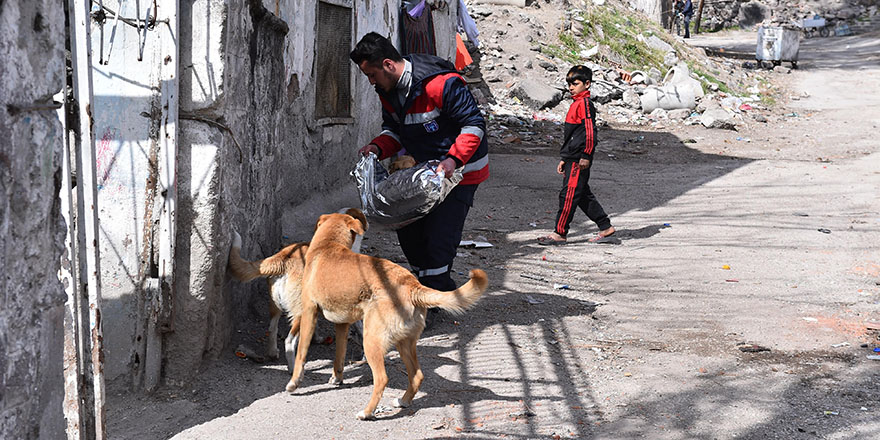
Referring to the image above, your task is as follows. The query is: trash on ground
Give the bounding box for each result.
[867,355,880,360]
[817,228,831,234]
[738,343,771,353]
[525,294,545,305]
[823,410,839,416]
[802,317,819,322]
[234,344,265,363]
[459,240,493,248]
[831,342,850,348]
[520,273,547,282]
[722,265,731,270]
[553,284,570,290]
[725,279,739,283]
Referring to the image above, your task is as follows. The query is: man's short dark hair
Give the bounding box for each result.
[566,65,593,84]
[350,32,403,67]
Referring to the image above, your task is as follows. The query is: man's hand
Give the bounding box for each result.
[358,143,379,156]
[557,160,565,174]
[578,158,591,170]
[435,157,457,178]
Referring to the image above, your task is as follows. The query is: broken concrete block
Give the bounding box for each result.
[700,108,737,129]
[697,97,720,113]
[538,61,557,71]
[648,67,662,85]
[645,35,674,53]
[650,108,669,119]
[622,89,641,109]
[668,108,691,120]
[511,79,564,110]
[590,80,623,104]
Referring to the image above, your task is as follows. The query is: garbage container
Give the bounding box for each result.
[756,26,800,69]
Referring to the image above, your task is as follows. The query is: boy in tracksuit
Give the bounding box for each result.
[351,33,489,308]
[538,65,614,245]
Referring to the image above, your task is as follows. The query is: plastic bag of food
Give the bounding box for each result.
[351,152,463,229]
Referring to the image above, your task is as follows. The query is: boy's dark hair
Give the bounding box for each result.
[350,32,403,67]
[566,65,593,84]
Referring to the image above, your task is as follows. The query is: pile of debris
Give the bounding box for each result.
[699,0,880,34]
[462,0,775,132]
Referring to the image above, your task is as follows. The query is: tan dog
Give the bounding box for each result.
[287,212,489,420]
[227,208,368,370]
[388,154,416,173]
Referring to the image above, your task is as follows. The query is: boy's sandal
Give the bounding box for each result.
[588,231,615,242]
[537,235,567,246]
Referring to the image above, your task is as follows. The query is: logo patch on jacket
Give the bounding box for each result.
[423,120,439,133]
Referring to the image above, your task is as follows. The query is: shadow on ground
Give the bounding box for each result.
[106,122,774,439]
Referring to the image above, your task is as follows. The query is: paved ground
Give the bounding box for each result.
[108,31,880,439]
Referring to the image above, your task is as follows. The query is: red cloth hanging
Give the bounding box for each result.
[454,33,473,71]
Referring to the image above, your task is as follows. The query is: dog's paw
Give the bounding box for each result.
[392,398,410,408]
[356,410,375,421]
[328,375,343,386]
[285,380,299,393]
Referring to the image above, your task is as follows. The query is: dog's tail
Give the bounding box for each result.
[411,270,488,315]
[228,231,286,281]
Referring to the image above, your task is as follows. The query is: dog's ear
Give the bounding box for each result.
[344,208,369,232]
[346,215,366,237]
[315,214,330,232]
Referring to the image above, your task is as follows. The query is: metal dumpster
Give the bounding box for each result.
[756,26,800,68]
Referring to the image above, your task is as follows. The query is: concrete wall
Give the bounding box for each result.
[0,0,68,438]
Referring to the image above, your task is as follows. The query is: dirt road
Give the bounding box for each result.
[109,32,880,439]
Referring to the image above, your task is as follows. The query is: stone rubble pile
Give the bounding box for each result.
[698,0,880,33]
[462,0,778,133]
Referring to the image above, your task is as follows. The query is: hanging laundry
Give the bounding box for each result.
[454,33,473,70]
[457,0,480,48]
[406,0,427,18]
[400,1,437,56]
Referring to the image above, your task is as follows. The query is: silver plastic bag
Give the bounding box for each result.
[352,152,463,229]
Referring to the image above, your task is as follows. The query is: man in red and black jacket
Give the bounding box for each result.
[538,65,614,245]
[350,32,489,316]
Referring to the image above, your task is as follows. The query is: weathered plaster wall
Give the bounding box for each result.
[0,0,67,438]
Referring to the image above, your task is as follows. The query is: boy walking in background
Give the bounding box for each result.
[538,65,615,245]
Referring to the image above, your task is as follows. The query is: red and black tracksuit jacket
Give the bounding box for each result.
[554,90,611,236]
[560,90,597,162]
[368,53,489,185]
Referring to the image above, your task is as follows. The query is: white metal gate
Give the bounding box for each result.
[61,1,179,438]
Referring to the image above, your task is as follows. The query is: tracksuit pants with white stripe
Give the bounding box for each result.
[554,161,611,237]
[397,184,477,292]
